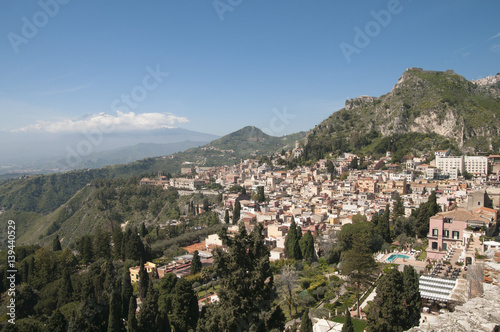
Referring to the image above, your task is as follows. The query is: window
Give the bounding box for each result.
[443,243,447,251]
[432,242,438,250]
[452,231,459,239]
[432,229,438,237]
[443,230,449,238]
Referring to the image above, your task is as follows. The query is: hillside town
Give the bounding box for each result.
[136,148,500,330]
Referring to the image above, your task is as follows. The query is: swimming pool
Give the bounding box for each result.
[387,254,410,263]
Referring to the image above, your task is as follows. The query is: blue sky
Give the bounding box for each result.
[0,0,499,137]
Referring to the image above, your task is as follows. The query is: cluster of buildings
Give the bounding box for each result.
[129,252,214,283]
[139,149,500,266]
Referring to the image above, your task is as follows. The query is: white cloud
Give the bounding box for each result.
[13,111,189,133]
[488,32,500,40]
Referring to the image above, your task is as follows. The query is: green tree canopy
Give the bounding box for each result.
[367,265,421,331]
[338,222,383,253]
[197,223,285,331]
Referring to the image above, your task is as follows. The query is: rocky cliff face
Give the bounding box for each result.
[306,68,500,156]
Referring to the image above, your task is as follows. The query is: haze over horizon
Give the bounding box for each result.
[1,1,499,167]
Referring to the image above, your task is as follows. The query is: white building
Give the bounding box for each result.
[464,156,488,175]
[435,156,488,177]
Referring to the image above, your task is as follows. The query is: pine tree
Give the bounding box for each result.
[224,209,230,223]
[300,310,313,332]
[342,235,377,318]
[342,309,354,332]
[122,271,134,319]
[191,250,202,275]
[138,259,149,301]
[52,234,62,251]
[107,292,122,332]
[232,200,241,224]
[127,295,138,332]
[299,230,315,262]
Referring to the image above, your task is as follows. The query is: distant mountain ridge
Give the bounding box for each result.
[0,127,219,175]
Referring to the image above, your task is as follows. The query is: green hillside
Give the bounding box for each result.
[0,127,303,218]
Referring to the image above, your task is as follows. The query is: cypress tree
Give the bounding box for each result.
[124,229,145,261]
[392,193,405,219]
[191,250,202,275]
[127,295,138,332]
[256,186,265,203]
[296,226,303,242]
[367,268,405,331]
[112,227,124,260]
[52,234,62,251]
[140,223,147,237]
[107,292,121,332]
[402,265,421,329]
[138,280,159,331]
[46,309,68,332]
[122,271,134,319]
[171,278,199,331]
[94,228,111,260]
[342,309,354,332]
[377,205,392,243]
[57,269,73,308]
[138,259,149,301]
[233,200,241,224]
[299,230,315,263]
[285,221,302,260]
[300,310,313,332]
[224,209,230,224]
